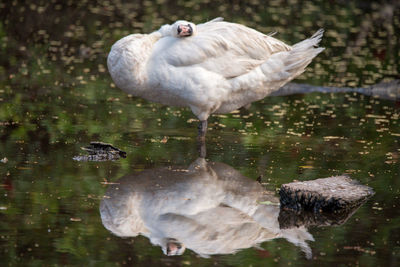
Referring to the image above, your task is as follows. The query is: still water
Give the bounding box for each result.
[1,0,399,266]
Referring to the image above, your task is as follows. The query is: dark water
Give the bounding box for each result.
[1,0,400,266]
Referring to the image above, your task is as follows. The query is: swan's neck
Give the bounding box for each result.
[107,31,162,96]
[158,24,173,37]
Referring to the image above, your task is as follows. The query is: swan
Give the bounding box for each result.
[107,18,324,139]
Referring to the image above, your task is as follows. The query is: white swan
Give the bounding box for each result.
[107,18,324,138]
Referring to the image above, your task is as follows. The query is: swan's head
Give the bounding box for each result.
[172,20,196,37]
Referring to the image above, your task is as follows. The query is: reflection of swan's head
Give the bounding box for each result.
[162,238,186,256]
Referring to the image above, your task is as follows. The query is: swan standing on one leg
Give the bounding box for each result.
[107,18,324,140]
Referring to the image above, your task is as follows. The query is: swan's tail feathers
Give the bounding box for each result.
[284,29,325,76]
[284,29,324,77]
[230,29,324,96]
[293,29,324,49]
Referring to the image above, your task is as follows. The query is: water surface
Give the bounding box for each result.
[1,0,399,266]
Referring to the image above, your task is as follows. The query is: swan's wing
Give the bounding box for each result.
[153,21,292,79]
[200,17,224,24]
[197,21,292,59]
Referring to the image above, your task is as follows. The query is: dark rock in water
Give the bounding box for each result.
[82,142,127,157]
[279,175,374,213]
[73,141,126,162]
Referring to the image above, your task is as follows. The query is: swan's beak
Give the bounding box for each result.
[177,24,193,37]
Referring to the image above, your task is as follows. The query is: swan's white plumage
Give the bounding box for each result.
[108,19,324,121]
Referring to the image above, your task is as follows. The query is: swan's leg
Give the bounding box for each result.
[197,120,207,158]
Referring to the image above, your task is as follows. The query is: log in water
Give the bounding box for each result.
[273,80,400,101]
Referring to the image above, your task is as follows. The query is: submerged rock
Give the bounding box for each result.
[279,175,374,213]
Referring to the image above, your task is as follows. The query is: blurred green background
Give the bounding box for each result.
[0,0,399,266]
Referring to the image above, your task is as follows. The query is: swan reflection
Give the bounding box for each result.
[100,158,314,258]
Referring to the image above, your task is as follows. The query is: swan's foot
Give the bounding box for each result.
[197,120,207,158]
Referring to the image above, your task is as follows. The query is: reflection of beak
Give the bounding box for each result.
[177,24,193,37]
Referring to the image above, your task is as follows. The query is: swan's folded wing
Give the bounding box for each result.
[199,17,224,25]
[155,21,292,79]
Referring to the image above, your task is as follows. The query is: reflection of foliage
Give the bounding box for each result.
[0,0,399,266]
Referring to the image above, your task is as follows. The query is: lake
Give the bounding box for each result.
[0,0,399,266]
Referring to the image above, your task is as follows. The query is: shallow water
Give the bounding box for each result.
[1,0,400,266]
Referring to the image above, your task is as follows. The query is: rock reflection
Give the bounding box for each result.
[100,158,314,258]
[279,205,367,229]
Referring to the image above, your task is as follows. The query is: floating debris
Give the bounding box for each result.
[279,175,374,212]
[73,142,126,162]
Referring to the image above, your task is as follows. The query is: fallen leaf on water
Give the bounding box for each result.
[343,246,376,255]
[323,136,343,141]
[299,165,314,169]
[101,178,120,185]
